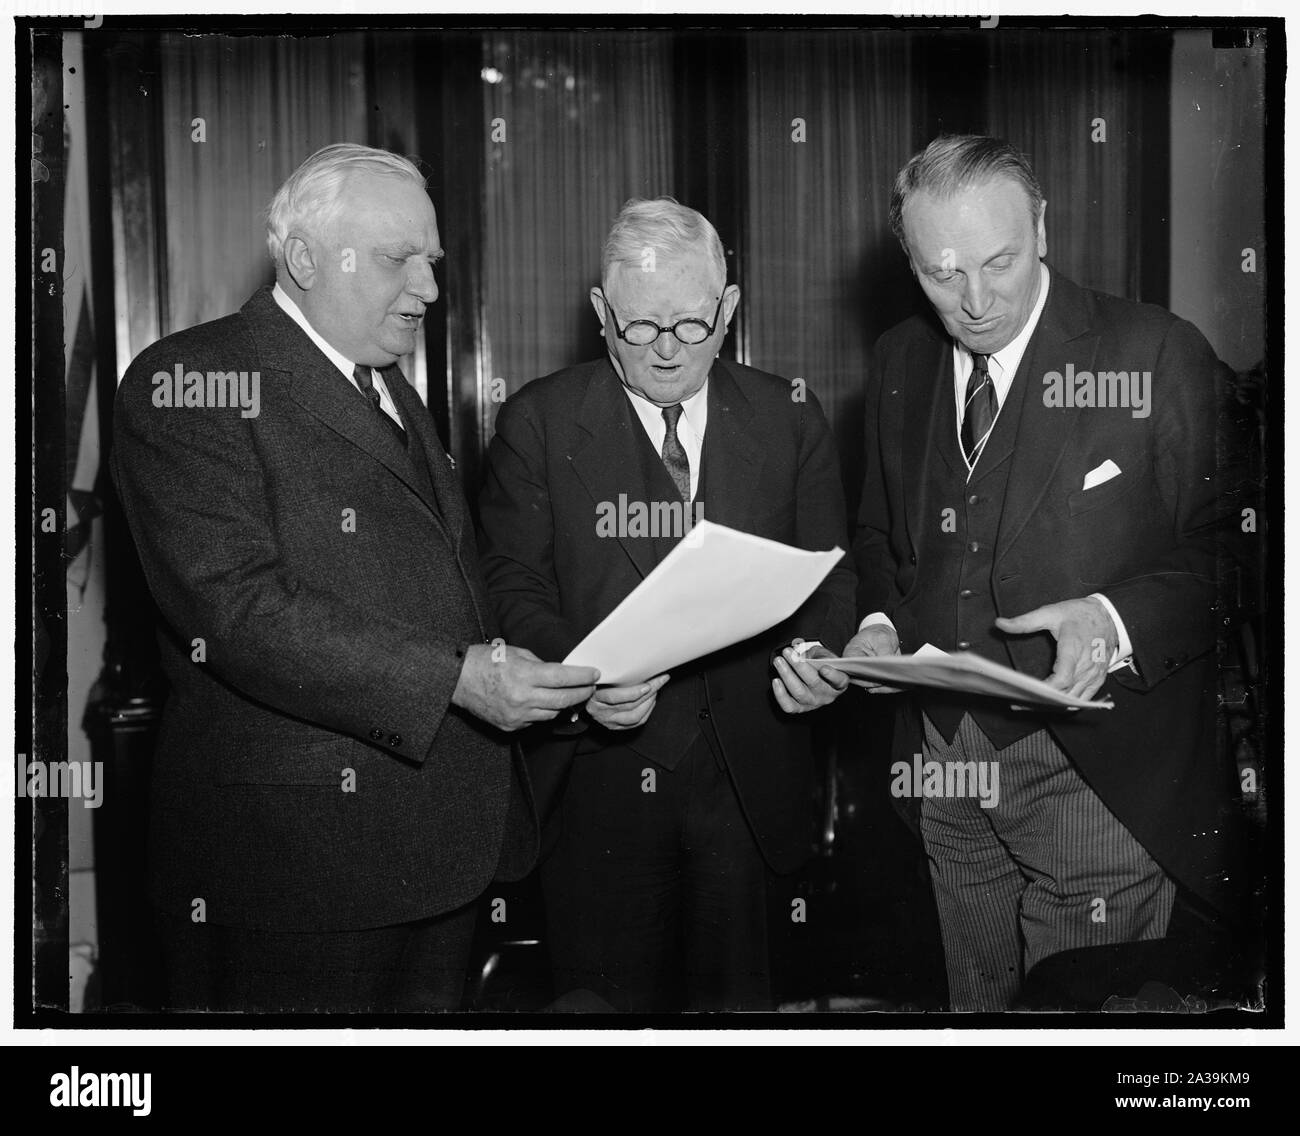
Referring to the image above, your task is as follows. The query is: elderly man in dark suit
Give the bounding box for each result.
[837,135,1245,1010]
[111,144,599,1012]
[477,198,855,1012]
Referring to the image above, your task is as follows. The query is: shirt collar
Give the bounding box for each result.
[272,282,364,382]
[621,372,709,433]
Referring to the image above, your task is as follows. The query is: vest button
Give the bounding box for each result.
[959,589,974,598]
[957,640,971,650]
[698,709,711,719]
[968,540,980,552]
[968,494,979,505]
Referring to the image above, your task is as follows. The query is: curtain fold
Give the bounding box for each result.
[743,31,919,502]
[158,34,370,335]
[984,31,1142,299]
[481,31,675,425]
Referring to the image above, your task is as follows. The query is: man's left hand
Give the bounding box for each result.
[994,596,1118,702]
[772,644,850,714]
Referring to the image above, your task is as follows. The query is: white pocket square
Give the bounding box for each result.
[1082,459,1121,491]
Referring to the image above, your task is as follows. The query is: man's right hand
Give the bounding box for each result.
[452,643,600,732]
[586,673,671,731]
[842,623,904,693]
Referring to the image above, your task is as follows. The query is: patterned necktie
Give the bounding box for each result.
[960,353,997,469]
[353,364,407,446]
[660,403,691,504]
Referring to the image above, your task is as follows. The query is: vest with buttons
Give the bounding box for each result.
[908,358,1040,749]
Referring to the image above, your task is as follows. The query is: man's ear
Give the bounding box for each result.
[589,286,609,330]
[721,283,741,330]
[283,235,318,291]
[1036,200,1048,259]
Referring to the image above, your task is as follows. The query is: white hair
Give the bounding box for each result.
[265,143,427,262]
[600,197,727,294]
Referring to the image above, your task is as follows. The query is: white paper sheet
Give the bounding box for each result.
[818,643,1114,711]
[562,520,844,685]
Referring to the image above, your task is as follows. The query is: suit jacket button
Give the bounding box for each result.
[369,728,384,741]
[1164,658,1176,670]
[957,640,971,650]
[909,554,917,564]
[389,734,402,748]
[959,589,974,598]
[698,709,711,720]
[968,540,980,553]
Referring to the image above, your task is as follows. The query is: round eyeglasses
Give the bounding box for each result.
[600,290,725,347]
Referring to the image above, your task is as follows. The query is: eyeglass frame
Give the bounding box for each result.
[597,289,727,347]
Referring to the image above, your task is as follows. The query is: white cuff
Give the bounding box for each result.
[1089,592,1135,673]
[858,612,896,633]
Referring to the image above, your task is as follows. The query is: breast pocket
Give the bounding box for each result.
[1066,469,1144,517]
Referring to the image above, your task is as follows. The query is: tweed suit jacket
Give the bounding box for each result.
[111,286,536,932]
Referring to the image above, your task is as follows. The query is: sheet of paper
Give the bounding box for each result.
[563,520,844,686]
[818,643,1114,711]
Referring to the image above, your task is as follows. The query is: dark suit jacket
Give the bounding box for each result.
[111,286,536,933]
[476,357,856,874]
[853,265,1245,918]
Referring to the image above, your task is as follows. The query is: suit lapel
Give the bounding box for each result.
[698,360,765,535]
[995,268,1096,562]
[569,360,660,580]
[384,366,467,538]
[903,324,955,541]
[241,288,445,523]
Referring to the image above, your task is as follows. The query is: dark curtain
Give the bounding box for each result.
[742,31,920,507]
[481,30,675,442]
[984,31,1158,300]
[157,34,371,334]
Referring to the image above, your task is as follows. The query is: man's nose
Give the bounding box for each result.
[407,260,438,305]
[960,274,993,320]
[652,330,682,359]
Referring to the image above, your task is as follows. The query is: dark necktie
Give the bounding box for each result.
[960,353,997,469]
[660,404,691,504]
[353,364,407,446]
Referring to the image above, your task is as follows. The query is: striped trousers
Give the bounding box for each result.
[919,712,1175,1011]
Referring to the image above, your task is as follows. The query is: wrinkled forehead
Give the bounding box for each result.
[332,171,439,241]
[604,250,723,309]
[902,177,1036,254]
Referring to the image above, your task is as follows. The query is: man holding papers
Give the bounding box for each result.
[839,136,1246,1010]
[478,198,855,1011]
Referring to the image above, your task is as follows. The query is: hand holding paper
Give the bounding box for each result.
[771,643,850,713]
[841,623,905,693]
[994,595,1118,702]
[818,642,1114,711]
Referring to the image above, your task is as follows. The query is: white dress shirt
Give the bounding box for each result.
[951,262,1051,467]
[622,379,708,501]
[859,262,1133,672]
[272,283,403,427]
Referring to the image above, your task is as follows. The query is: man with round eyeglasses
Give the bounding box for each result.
[477,197,856,1011]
